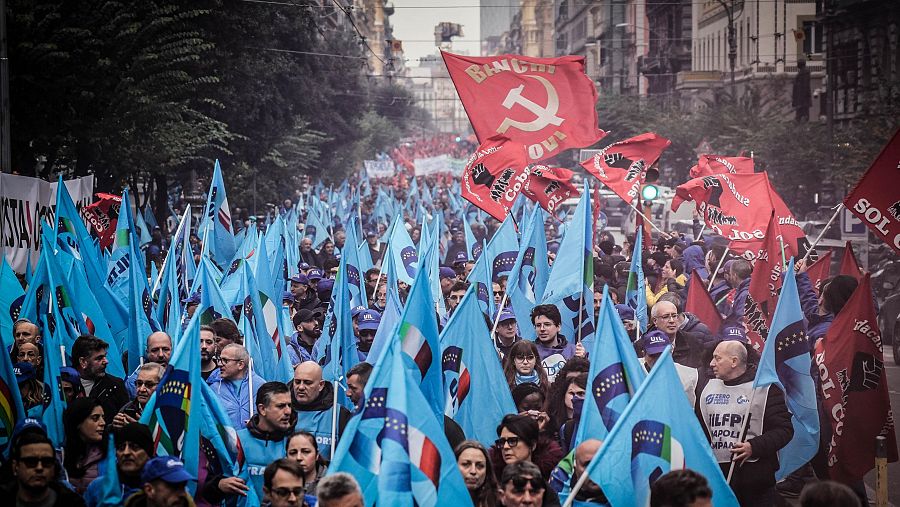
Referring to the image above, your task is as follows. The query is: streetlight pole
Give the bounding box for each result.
[0,0,11,173]
[715,0,738,90]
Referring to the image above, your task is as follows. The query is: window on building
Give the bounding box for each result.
[802,20,823,55]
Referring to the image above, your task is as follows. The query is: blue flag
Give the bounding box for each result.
[155,206,193,336]
[341,218,367,309]
[540,182,595,349]
[626,230,648,333]
[387,216,418,286]
[140,317,202,493]
[506,205,549,341]
[0,329,25,454]
[38,305,68,447]
[329,337,473,506]
[192,256,233,329]
[106,188,136,302]
[754,258,819,480]
[366,249,404,366]
[316,252,359,392]
[252,236,295,383]
[126,229,161,371]
[466,245,495,322]
[0,258,25,349]
[199,160,236,269]
[584,349,740,507]
[483,214,519,283]
[439,286,516,447]
[85,434,121,507]
[575,285,646,445]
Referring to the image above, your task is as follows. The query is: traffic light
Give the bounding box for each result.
[641,184,659,201]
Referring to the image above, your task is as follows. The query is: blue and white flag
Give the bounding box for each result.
[199,160,236,269]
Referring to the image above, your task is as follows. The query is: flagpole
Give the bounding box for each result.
[562,466,592,507]
[799,203,843,266]
[576,290,584,343]
[489,291,511,343]
[725,389,758,484]
[628,201,669,238]
[330,378,339,460]
[707,247,730,291]
[694,222,707,243]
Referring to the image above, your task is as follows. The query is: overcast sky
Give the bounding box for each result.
[391,0,481,65]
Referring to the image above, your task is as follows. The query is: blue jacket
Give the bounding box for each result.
[84,472,140,507]
[720,278,750,332]
[236,415,293,502]
[535,334,576,383]
[709,280,732,315]
[206,368,267,429]
[286,333,315,366]
[292,381,350,462]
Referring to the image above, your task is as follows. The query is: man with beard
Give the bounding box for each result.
[124,457,195,507]
[73,335,129,426]
[125,332,172,398]
[113,362,164,429]
[355,309,379,361]
[287,309,322,366]
[233,382,296,503]
[199,325,218,380]
[292,361,351,461]
[84,423,155,505]
[2,432,86,507]
[207,344,266,428]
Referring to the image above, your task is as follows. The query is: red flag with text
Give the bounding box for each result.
[843,129,900,255]
[685,271,723,335]
[580,132,671,204]
[806,250,833,296]
[84,193,122,250]
[689,154,755,178]
[460,137,531,221]
[442,52,606,162]
[839,241,862,280]
[744,212,788,352]
[814,274,898,483]
[522,166,579,215]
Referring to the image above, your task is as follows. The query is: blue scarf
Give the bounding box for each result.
[515,371,540,385]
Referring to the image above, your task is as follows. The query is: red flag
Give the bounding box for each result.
[685,271,723,334]
[441,52,606,162]
[580,132,671,204]
[688,154,755,178]
[843,129,900,255]
[814,274,898,483]
[806,249,833,296]
[84,193,122,250]
[521,165,579,215]
[744,213,786,352]
[460,137,531,221]
[839,241,862,280]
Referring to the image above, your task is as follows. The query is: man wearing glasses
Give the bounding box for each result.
[124,332,172,398]
[263,459,313,507]
[650,300,705,368]
[207,343,266,428]
[112,362,164,429]
[6,431,84,506]
[498,461,548,507]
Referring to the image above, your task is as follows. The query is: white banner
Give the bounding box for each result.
[413,155,451,176]
[1,174,95,273]
[364,159,396,179]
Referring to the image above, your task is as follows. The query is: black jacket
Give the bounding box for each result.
[88,373,130,425]
[695,366,794,496]
[0,481,87,507]
[292,381,351,435]
[671,327,706,369]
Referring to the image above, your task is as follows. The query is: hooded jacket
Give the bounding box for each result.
[292,381,351,461]
[235,412,298,502]
[534,334,576,383]
[206,368,267,429]
[720,277,751,333]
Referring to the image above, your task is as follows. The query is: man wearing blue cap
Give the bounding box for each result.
[439,267,458,299]
[365,230,385,268]
[125,456,195,507]
[290,274,320,314]
[444,226,467,265]
[356,309,380,361]
[639,330,698,406]
[494,308,521,360]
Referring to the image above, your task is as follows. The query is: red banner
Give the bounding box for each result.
[442,52,606,162]
[815,274,898,483]
[580,132,671,205]
[843,129,900,254]
[521,165,578,215]
[806,249,833,296]
[688,154,755,178]
[685,271,723,335]
[839,241,862,280]
[460,137,531,222]
[84,193,122,250]
[743,213,784,351]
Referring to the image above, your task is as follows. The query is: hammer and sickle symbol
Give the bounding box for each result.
[496,75,564,134]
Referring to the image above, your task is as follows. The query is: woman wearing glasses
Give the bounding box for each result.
[63,398,108,494]
[489,414,563,488]
[502,341,549,393]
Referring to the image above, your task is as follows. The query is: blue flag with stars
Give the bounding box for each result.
[626,229,648,333]
[483,214,519,283]
[329,337,473,507]
[198,160,236,270]
[506,205,549,341]
[754,258,819,480]
[584,349,739,507]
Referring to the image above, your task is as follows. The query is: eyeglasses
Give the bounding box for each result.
[508,475,545,494]
[655,313,680,321]
[271,487,305,499]
[496,436,521,448]
[219,357,242,365]
[18,457,56,469]
[514,354,536,362]
[134,380,158,389]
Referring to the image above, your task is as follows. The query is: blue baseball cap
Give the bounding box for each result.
[358,309,381,332]
[350,305,368,318]
[10,417,48,448]
[317,278,334,293]
[641,330,671,356]
[496,307,516,322]
[141,456,195,484]
[439,267,457,279]
[452,251,468,264]
[721,326,747,342]
[14,362,36,383]
[614,304,635,321]
[181,292,201,305]
[298,262,311,270]
[290,274,309,285]
[307,268,324,281]
[282,291,295,303]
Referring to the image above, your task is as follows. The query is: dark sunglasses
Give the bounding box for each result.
[508,475,544,493]
[271,487,305,499]
[496,436,521,448]
[18,457,56,469]
[134,380,158,389]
